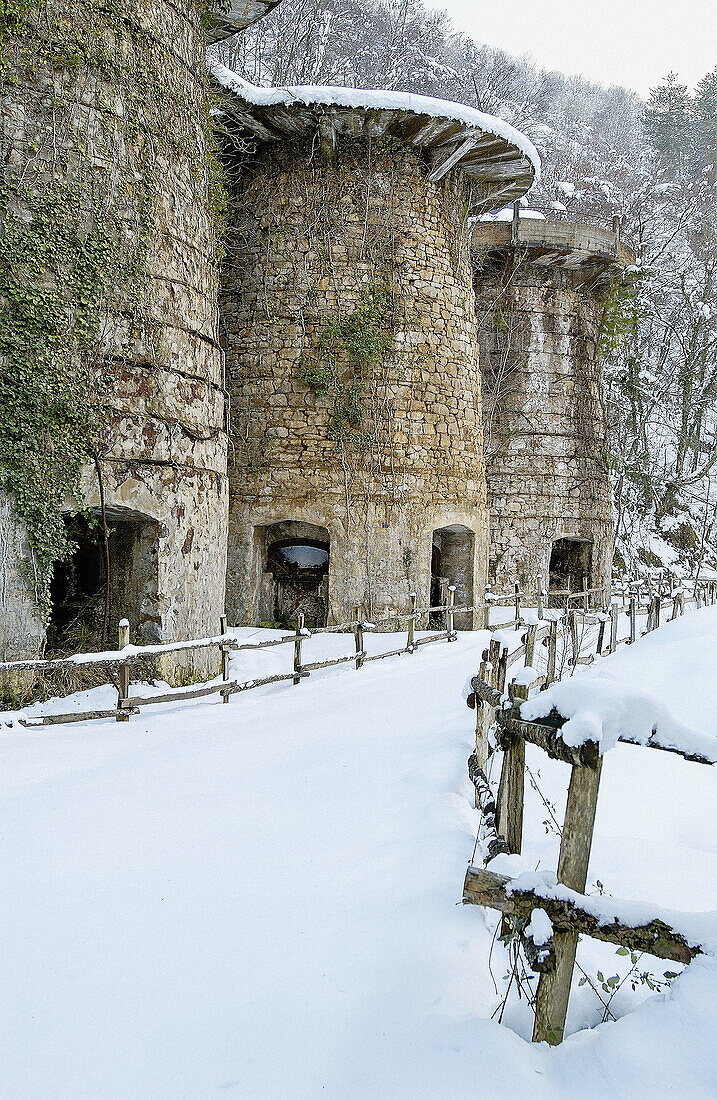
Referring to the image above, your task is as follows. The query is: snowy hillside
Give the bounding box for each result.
[1,613,716,1098]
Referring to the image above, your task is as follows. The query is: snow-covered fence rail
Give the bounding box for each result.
[6,572,714,727]
[6,591,469,726]
[462,582,717,1046]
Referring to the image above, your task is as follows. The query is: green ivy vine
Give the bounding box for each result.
[0,0,226,620]
[298,284,395,449]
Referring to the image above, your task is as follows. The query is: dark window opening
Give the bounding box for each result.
[259,521,330,628]
[431,524,475,630]
[549,538,592,598]
[48,511,160,655]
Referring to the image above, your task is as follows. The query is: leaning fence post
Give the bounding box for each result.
[117,617,130,722]
[537,574,544,620]
[533,751,603,1045]
[353,606,365,669]
[220,613,230,702]
[447,585,456,638]
[293,613,304,685]
[596,614,606,656]
[407,592,416,652]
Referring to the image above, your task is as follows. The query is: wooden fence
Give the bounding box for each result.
[5,592,465,727]
[462,580,716,1045]
[5,574,715,728]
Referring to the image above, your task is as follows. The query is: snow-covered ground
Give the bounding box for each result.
[1,611,716,1098]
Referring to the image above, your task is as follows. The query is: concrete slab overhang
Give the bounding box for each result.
[471,218,636,274]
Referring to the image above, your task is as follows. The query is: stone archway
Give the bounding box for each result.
[431,524,475,630]
[548,537,593,596]
[48,508,160,654]
[254,520,330,627]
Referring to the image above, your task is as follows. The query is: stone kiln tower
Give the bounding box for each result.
[214,71,539,626]
[0,0,278,664]
[473,215,634,598]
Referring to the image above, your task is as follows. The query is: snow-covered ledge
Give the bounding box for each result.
[209,59,540,207]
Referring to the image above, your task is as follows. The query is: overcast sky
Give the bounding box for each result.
[427,0,715,98]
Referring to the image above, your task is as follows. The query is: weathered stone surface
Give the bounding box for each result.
[474,253,613,597]
[221,138,488,626]
[0,0,227,670]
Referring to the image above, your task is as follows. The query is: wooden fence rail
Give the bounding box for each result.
[6,574,715,729]
[462,579,716,1046]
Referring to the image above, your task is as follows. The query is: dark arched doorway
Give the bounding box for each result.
[431,524,475,630]
[548,537,592,597]
[48,509,160,654]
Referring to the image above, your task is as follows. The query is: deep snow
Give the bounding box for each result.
[1,612,716,1098]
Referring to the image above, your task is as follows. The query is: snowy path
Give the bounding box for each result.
[1,616,716,1098]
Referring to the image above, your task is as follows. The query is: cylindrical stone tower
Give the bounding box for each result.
[473,216,634,599]
[213,71,538,626]
[0,0,278,667]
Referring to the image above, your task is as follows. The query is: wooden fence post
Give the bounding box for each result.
[609,604,618,653]
[481,584,492,630]
[629,597,637,643]
[354,606,364,669]
[596,614,606,656]
[220,614,230,702]
[537,574,544,620]
[546,618,557,685]
[654,593,661,630]
[447,585,456,638]
[524,623,537,668]
[475,642,498,773]
[407,593,416,652]
[533,753,603,1045]
[514,581,521,626]
[496,643,508,695]
[496,684,528,853]
[117,618,130,722]
[293,613,304,685]
[488,638,501,688]
[569,609,579,667]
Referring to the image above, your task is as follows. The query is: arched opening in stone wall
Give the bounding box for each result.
[431,524,475,629]
[549,537,593,597]
[255,520,330,627]
[47,510,161,655]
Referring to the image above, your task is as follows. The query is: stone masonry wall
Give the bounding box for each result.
[220,136,488,625]
[1,0,227,670]
[475,260,612,596]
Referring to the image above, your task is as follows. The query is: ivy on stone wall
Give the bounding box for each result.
[298,284,395,449]
[0,0,225,619]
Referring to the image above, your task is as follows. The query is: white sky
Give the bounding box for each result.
[428,0,716,98]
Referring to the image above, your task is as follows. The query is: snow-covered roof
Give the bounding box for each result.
[206,0,282,44]
[209,60,540,207]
